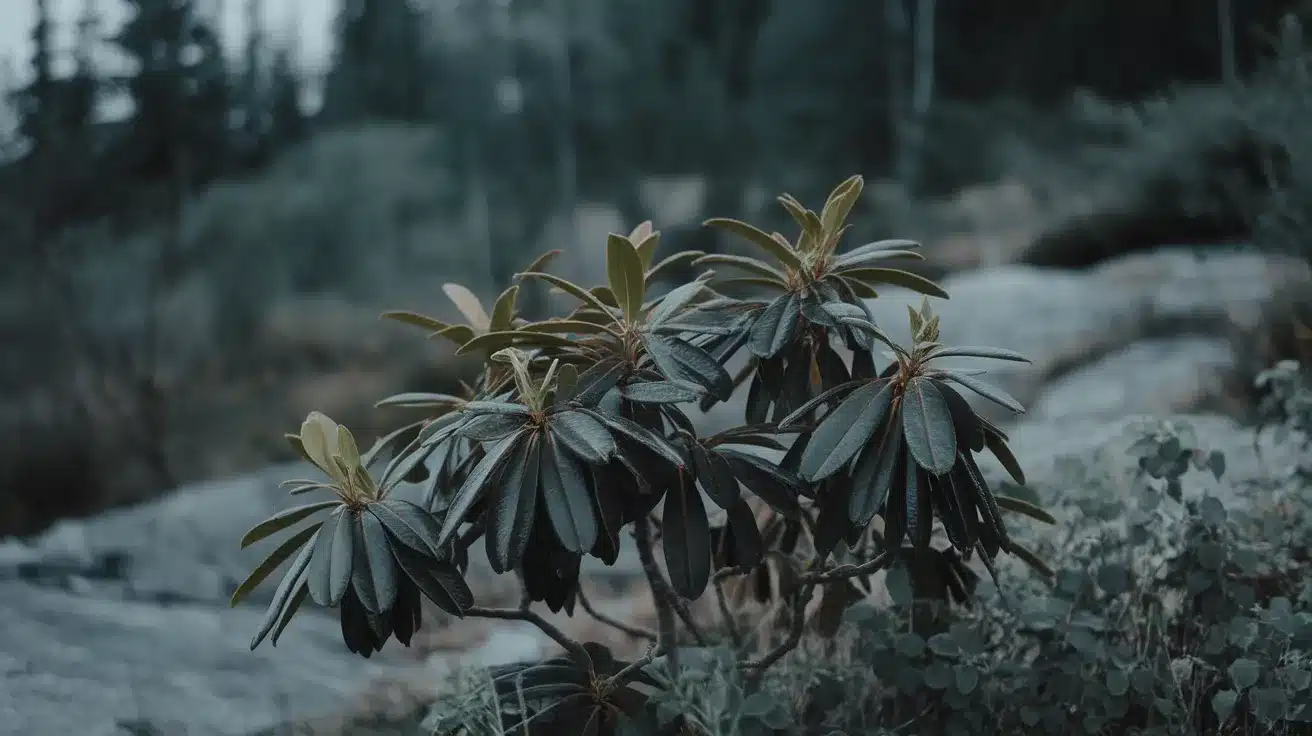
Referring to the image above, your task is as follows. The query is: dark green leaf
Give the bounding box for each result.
[982,428,1026,485]
[487,434,541,573]
[369,499,445,558]
[393,544,473,616]
[924,345,1031,364]
[352,510,395,614]
[937,371,1025,414]
[583,409,685,470]
[901,377,958,475]
[231,522,321,606]
[799,379,895,481]
[240,501,339,549]
[250,527,319,650]
[994,495,1056,525]
[380,310,448,332]
[541,434,600,553]
[748,293,800,358]
[619,380,703,404]
[643,333,734,401]
[662,472,711,599]
[459,413,528,442]
[849,416,905,527]
[327,508,358,607]
[436,431,528,548]
[776,378,865,430]
[570,358,625,406]
[647,275,712,325]
[717,448,802,518]
[692,445,740,509]
[550,410,617,464]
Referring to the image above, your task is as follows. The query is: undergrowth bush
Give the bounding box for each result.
[229,175,1064,734]
[415,413,1310,735]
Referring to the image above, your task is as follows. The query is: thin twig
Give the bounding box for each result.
[800,550,891,585]
[604,641,664,690]
[466,605,591,666]
[740,582,814,687]
[577,587,657,642]
[634,518,681,672]
[713,575,743,649]
[637,516,710,648]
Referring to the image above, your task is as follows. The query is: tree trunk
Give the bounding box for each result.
[884,0,911,185]
[1218,0,1236,85]
[905,0,936,192]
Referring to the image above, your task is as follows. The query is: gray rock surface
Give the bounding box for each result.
[1030,337,1233,421]
[0,580,412,736]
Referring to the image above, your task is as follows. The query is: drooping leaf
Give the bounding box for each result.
[231,522,322,606]
[717,448,802,518]
[994,495,1056,525]
[982,429,1026,485]
[240,501,339,549]
[662,471,711,599]
[776,378,866,430]
[849,415,905,527]
[582,409,685,470]
[249,526,320,649]
[901,377,958,475]
[798,379,895,481]
[937,371,1026,415]
[692,444,740,509]
[541,434,600,554]
[393,544,473,616]
[436,431,528,548]
[487,433,542,573]
[354,510,398,614]
[368,498,446,559]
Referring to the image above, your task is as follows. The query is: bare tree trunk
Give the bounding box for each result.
[1218,0,1237,85]
[884,0,911,185]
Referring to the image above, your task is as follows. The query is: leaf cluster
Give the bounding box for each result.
[231,177,1058,733]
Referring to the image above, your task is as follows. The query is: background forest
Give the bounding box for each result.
[0,0,1307,542]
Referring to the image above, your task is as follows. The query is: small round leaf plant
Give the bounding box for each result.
[231,176,1056,730]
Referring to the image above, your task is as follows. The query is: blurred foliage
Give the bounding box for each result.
[2,0,1312,536]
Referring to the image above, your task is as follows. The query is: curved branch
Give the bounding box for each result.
[577,587,657,642]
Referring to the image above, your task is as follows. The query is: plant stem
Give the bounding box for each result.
[634,517,682,672]
[577,587,658,642]
[465,605,592,667]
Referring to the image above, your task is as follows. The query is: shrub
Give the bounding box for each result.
[229,176,1057,734]
[506,410,1308,735]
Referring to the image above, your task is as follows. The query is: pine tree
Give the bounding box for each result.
[112,0,232,187]
[322,0,427,122]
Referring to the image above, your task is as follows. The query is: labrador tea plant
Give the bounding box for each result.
[230,176,1056,734]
